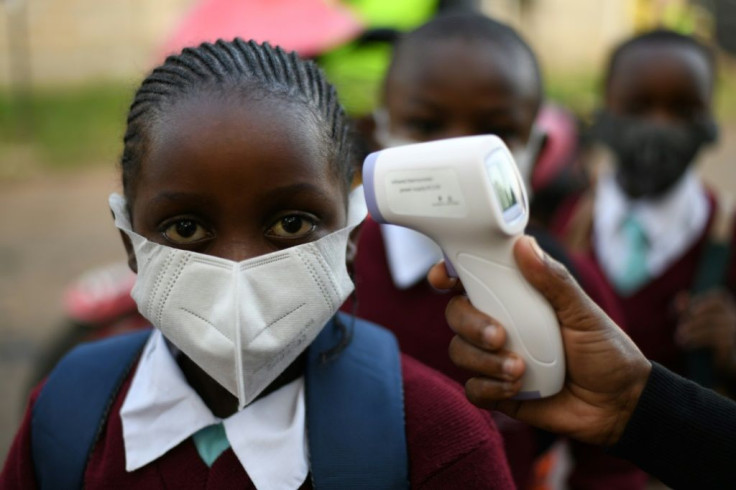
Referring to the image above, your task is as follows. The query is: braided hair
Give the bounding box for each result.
[121,39,356,202]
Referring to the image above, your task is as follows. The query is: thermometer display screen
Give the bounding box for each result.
[485,149,525,224]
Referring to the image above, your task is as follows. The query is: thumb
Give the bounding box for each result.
[513,235,602,332]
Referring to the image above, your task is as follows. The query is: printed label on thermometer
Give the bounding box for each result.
[385,168,467,218]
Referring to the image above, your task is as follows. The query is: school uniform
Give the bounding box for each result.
[1,326,515,489]
[347,217,644,490]
[554,170,736,374]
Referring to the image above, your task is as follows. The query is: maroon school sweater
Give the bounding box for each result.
[564,192,736,375]
[346,217,645,490]
[0,354,514,489]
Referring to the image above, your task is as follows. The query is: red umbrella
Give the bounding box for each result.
[158,0,364,60]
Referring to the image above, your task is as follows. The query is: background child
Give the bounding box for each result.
[1,39,514,489]
[348,11,645,490]
[554,29,736,393]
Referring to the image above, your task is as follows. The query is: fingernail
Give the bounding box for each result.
[503,357,519,376]
[529,237,546,262]
[482,325,497,346]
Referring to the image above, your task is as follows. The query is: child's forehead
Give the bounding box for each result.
[389,37,537,98]
[154,93,321,147]
[398,37,516,74]
[610,43,712,91]
[143,94,329,180]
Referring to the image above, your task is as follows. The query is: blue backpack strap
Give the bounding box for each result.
[31,329,151,490]
[305,312,409,489]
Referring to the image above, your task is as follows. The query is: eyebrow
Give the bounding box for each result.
[406,95,514,115]
[151,183,337,208]
[149,191,217,207]
[263,182,338,205]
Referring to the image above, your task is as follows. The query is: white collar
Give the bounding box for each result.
[381,223,443,289]
[120,330,308,490]
[593,169,709,287]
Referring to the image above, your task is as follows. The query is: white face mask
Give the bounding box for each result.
[110,190,366,409]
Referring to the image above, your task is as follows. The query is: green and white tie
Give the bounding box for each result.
[613,215,650,295]
[192,422,230,467]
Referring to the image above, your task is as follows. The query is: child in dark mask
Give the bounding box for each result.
[594,32,718,200]
[555,30,736,394]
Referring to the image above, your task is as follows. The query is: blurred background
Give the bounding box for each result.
[2,0,736,468]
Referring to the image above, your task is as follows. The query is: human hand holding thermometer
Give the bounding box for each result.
[362,135,565,399]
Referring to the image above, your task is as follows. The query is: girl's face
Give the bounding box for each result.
[382,38,538,149]
[602,44,715,198]
[124,94,347,269]
[606,44,712,124]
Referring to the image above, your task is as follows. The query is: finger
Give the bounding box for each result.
[680,307,734,332]
[427,261,463,292]
[513,235,603,331]
[673,291,690,315]
[687,291,736,317]
[492,397,578,442]
[445,296,506,350]
[463,376,525,409]
[448,335,524,381]
[690,288,730,303]
[678,318,729,348]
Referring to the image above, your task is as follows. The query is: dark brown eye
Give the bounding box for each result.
[176,220,197,237]
[267,214,316,239]
[162,219,210,244]
[281,216,303,234]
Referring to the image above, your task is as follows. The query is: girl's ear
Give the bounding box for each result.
[119,231,138,273]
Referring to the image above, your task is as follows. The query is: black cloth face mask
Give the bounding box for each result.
[592,111,718,199]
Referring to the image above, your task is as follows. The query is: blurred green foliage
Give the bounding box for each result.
[545,70,601,122]
[2,63,736,176]
[0,83,133,173]
[545,57,736,123]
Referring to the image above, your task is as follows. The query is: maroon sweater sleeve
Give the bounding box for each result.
[0,385,43,490]
[401,354,515,489]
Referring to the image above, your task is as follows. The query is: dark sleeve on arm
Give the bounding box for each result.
[608,362,736,489]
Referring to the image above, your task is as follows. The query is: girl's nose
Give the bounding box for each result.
[647,107,678,125]
[439,123,476,140]
[210,237,269,263]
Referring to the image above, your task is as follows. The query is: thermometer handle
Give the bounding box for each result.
[445,240,565,398]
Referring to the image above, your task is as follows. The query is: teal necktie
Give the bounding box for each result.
[192,422,230,467]
[613,215,649,295]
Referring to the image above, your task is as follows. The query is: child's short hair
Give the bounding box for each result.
[605,29,716,90]
[121,39,356,201]
[388,11,543,103]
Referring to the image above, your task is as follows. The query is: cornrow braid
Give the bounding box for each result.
[121,39,356,202]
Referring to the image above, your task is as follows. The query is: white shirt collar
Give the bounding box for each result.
[381,223,443,289]
[120,330,308,490]
[593,169,709,287]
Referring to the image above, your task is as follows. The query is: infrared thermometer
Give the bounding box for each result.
[362,135,564,399]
